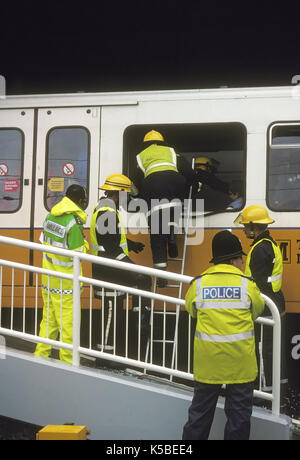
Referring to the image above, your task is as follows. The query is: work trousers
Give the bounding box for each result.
[182,381,254,440]
[35,289,74,363]
[93,265,152,360]
[139,171,186,267]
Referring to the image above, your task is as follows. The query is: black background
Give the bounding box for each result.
[1,1,300,95]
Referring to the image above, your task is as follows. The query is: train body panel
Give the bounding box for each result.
[0,86,300,314]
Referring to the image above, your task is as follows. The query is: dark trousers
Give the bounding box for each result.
[182,381,254,440]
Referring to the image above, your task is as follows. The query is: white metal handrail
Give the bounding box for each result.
[0,235,281,415]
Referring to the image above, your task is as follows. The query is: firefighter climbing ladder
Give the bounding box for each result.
[144,180,194,377]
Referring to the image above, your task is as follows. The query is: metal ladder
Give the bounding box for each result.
[144,187,193,376]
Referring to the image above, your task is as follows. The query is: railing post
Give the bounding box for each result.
[72,256,81,367]
[261,294,281,416]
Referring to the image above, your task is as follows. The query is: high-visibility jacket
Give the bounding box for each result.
[245,237,283,293]
[136,144,178,178]
[185,264,265,384]
[42,196,89,294]
[90,201,129,260]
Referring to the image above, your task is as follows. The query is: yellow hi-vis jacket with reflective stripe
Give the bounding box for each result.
[244,238,283,293]
[136,144,178,178]
[90,203,129,260]
[42,197,89,295]
[185,264,265,384]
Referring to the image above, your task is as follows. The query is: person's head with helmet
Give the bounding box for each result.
[99,174,134,205]
[210,230,246,271]
[194,156,219,174]
[234,205,275,239]
[143,130,166,146]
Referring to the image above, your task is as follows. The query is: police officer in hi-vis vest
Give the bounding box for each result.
[182,230,264,440]
[234,205,287,399]
[90,174,152,360]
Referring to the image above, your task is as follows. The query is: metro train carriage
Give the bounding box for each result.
[0,86,300,383]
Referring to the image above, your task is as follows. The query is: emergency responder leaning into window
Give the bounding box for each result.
[234,205,287,402]
[182,230,264,440]
[90,174,152,362]
[35,184,89,364]
[192,156,231,212]
[132,130,192,287]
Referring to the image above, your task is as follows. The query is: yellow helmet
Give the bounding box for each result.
[194,156,218,171]
[234,205,275,225]
[143,130,164,143]
[100,174,132,193]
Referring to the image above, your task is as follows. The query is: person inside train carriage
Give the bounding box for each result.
[90,174,152,364]
[131,130,194,287]
[35,184,89,364]
[234,205,288,404]
[227,179,244,209]
[182,230,265,440]
[192,156,231,212]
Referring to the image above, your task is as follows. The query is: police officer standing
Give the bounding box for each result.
[182,230,264,440]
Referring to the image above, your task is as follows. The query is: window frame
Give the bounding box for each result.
[0,127,25,214]
[44,125,91,212]
[122,121,247,212]
[267,121,300,212]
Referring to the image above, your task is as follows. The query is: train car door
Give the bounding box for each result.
[0,108,35,265]
[32,106,101,269]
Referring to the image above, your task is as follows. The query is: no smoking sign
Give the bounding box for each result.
[0,163,8,176]
[62,162,75,176]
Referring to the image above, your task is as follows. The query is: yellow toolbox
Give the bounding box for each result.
[36,425,90,440]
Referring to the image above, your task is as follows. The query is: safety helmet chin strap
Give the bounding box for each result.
[249,222,255,239]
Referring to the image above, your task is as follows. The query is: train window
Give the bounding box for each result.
[0,129,24,213]
[268,123,300,211]
[45,127,90,210]
[123,123,246,212]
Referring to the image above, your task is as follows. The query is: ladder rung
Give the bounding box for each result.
[166,284,180,288]
[168,258,183,262]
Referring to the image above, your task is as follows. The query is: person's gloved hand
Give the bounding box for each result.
[129,241,145,253]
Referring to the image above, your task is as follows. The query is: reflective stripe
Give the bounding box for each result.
[195,301,251,310]
[91,243,105,252]
[44,236,66,249]
[137,147,177,176]
[146,201,182,217]
[154,262,168,268]
[145,161,176,175]
[136,154,146,174]
[43,253,73,268]
[41,284,73,295]
[267,273,282,283]
[116,252,127,260]
[195,329,254,343]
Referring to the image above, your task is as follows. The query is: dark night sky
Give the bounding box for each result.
[1,1,300,94]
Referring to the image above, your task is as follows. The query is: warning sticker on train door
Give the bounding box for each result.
[48,177,65,192]
[0,163,8,176]
[62,162,75,176]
